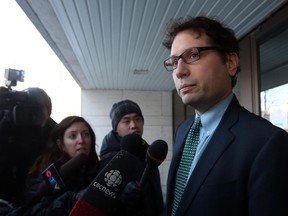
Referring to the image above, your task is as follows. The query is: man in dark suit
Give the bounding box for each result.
[162,16,288,216]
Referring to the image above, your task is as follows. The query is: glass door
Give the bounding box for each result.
[258,23,288,131]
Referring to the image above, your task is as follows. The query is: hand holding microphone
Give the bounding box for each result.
[139,139,168,188]
[120,139,168,207]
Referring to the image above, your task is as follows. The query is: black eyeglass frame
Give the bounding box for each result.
[163,46,221,71]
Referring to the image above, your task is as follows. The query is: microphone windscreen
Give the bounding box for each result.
[40,153,89,193]
[120,133,143,156]
[60,153,89,180]
[146,139,168,168]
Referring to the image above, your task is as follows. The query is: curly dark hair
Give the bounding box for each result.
[163,16,240,87]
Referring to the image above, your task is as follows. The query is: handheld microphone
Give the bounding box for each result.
[69,133,143,216]
[138,139,168,188]
[40,153,89,193]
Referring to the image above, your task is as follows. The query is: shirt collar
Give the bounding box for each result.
[197,93,233,133]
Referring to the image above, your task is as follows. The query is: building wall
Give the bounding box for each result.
[81,89,173,198]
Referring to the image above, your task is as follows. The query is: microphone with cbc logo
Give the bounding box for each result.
[69,133,143,216]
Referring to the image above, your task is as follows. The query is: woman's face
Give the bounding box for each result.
[60,122,92,158]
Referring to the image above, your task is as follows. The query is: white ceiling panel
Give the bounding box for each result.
[16,0,288,91]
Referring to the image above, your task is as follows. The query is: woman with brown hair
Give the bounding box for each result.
[19,116,99,216]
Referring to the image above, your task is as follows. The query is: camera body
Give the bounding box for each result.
[0,88,43,126]
[0,68,43,126]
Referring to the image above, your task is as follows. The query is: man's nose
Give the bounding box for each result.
[174,58,189,78]
[130,120,137,128]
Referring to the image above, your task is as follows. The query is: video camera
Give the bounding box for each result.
[4,68,25,89]
[0,69,49,206]
[0,68,44,126]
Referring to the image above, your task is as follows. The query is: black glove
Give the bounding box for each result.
[44,191,75,216]
[70,187,87,204]
[120,181,145,206]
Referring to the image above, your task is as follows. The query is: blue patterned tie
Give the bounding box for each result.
[171,116,201,216]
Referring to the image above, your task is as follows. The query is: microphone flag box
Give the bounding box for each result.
[81,150,140,213]
[41,163,65,191]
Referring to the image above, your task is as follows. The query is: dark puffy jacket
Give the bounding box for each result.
[100,131,164,216]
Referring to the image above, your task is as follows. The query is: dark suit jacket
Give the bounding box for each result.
[165,95,288,216]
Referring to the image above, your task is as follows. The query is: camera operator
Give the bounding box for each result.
[0,86,57,208]
[24,87,57,150]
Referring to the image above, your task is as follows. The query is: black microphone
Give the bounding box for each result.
[40,153,89,193]
[69,133,143,216]
[119,139,168,212]
[138,139,168,188]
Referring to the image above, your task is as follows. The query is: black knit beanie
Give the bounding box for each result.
[110,99,144,131]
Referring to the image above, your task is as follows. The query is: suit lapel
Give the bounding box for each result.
[177,127,235,214]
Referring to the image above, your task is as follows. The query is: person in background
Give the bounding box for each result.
[24,87,57,147]
[162,15,288,216]
[0,87,56,207]
[23,87,57,167]
[100,99,164,216]
[14,116,99,216]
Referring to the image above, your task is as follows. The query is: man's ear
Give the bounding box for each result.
[226,52,239,76]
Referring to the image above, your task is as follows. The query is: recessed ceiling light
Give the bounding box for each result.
[133,69,149,74]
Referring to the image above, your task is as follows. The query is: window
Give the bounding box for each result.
[258,23,288,131]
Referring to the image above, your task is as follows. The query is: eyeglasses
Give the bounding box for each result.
[163,47,220,71]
